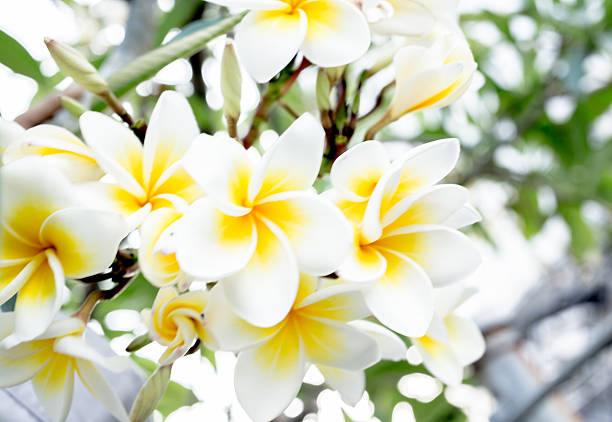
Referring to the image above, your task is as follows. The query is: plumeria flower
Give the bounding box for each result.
[0,118,25,161]
[0,157,126,340]
[142,286,213,365]
[2,124,103,182]
[0,316,130,422]
[411,285,485,385]
[173,113,352,327]
[326,140,481,336]
[78,90,203,228]
[139,202,191,289]
[204,275,380,421]
[206,0,371,82]
[386,32,476,122]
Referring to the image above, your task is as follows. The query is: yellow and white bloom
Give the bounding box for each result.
[0,157,126,340]
[0,316,130,422]
[3,124,103,182]
[173,113,352,327]
[205,275,380,421]
[412,285,485,385]
[206,0,371,82]
[387,32,476,121]
[78,91,203,227]
[142,286,212,365]
[326,139,481,336]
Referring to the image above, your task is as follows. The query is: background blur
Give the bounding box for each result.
[1,0,611,421]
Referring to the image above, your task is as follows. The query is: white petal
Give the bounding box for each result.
[143,91,199,191]
[79,112,146,199]
[32,356,75,422]
[382,184,469,230]
[300,0,370,67]
[414,338,463,386]
[300,316,380,371]
[337,240,387,283]
[249,113,324,202]
[0,253,45,307]
[204,286,281,351]
[318,365,365,406]
[182,133,252,216]
[14,251,64,341]
[0,343,51,387]
[37,318,85,340]
[236,9,307,83]
[349,320,407,361]
[392,138,460,195]
[369,0,435,36]
[0,118,24,156]
[433,284,477,317]
[378,225,481,287]
[296,282,370,322]
[443,203,481,229]
[446,315,485,366]
[330,141,389,201]
[234,329,305,422]
[0,312,15,341]
[426,312,450,343]
[139,207,185,287]
[1,156,75,245]
[75,359,130,422]
[221,217,299,327]
[175,198,257,279]
[40,208,126,278]
[364,250,433,337]
[54,335,131,372]
[255,191,352,275]
[390,61,464,118]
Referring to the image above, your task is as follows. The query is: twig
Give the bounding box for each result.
[15,85,83,128]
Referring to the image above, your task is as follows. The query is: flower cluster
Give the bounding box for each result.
[1,1,485,421]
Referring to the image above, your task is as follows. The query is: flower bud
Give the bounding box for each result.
[221,40,242,121]
[44,38,108,95]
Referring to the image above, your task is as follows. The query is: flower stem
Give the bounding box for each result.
[364,111,392,140]
[99,89,147,142]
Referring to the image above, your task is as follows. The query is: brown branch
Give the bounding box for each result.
[15,85,83,128]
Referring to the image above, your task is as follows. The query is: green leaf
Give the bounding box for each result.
[0,29,45,83]
[93,12,246,110]
[155,0,203,46]
[130,364,173,422]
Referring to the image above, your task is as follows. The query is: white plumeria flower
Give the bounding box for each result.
[142,286,213,365]
[411,284,486,385]
[0,157,126,340]
[206,0,371,83]
[387,32,476,121]
[204,275,380,422]
[3,124,103,182]
[174,113,352,327]
[0,118,25,161]
[78,91,203,228]
[326,140,481,337]
[0,316,131,422]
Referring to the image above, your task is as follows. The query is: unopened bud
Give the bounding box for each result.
[45,38,108,95]
[221,41,242,120]
[316,68,331,111]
